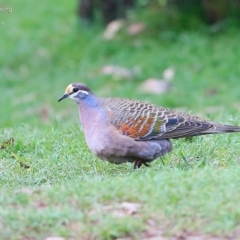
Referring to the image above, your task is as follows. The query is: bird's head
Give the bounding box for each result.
[58,83,93,104]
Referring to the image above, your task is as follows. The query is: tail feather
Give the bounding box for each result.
[200,124,240,135]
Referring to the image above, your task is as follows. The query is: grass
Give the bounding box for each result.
[1,0,240,239]
[2,167,240,239]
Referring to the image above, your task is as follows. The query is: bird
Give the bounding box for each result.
[58,83,240,169]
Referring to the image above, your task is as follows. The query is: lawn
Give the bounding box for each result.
[1,0,240,239]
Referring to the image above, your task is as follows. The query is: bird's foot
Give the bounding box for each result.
[133,160,150,169]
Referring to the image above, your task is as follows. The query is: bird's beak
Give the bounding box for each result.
[58,93,69,102]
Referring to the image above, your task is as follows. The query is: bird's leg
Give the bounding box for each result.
[134,160,142,169]
[133,159,150,169]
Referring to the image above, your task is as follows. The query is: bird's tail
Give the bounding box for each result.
[200,124,240,135]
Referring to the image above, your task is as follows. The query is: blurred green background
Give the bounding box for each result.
[1,0,240,129]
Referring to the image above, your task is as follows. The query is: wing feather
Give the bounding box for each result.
[103,98,214,140]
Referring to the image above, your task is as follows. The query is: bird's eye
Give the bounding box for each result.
[72,87,78,93]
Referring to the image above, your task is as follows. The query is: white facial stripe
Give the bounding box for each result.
[68,89,89,100]
[69,92,78,99]
[79,90,89,95]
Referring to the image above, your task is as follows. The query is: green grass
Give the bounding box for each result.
[1,0,240,239]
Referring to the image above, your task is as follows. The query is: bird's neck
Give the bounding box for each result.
[78,98,106,143]
[78,97,100,117]
[79,94,98,107]
[78,96,104,125]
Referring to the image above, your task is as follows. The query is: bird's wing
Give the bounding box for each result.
[107,98,213,140]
